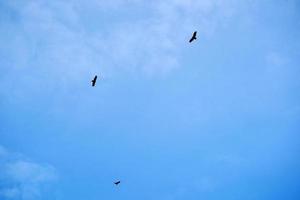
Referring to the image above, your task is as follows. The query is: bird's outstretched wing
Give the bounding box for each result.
[193,31,197,38]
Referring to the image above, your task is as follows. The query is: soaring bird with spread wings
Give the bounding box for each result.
[91,75,97,87]
[114,181,121,185]
[189,31,197,43]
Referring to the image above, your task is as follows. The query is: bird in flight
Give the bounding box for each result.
[114,181,121,185]
[91,75,97,87]
[189,31,197,43]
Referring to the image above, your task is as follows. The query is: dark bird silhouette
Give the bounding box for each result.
[189,31,197,43]
[91,75,97,87]
[114,181,121,185]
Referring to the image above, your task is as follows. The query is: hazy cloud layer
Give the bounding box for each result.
[1,0,242,79]
[0,145,57,200]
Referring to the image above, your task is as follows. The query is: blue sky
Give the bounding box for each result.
[0,0,300,199]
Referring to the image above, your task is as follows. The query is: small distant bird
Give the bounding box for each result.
[91,75,97,87]
[189,31,197,43]
[114,181,121,185]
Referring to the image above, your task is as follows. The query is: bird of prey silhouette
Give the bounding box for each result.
[114,181,121,185]
[91,75,97,87]
[189,31,197,43]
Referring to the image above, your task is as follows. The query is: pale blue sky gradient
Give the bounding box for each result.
[1,0,300,199]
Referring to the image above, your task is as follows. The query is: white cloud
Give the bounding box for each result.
[6,161,57,184]
[1,0,243,80]
[0,145,58,200]
[0,0,249,105]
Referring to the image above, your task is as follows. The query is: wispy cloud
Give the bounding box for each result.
[0,145,57,200]
[0,0,242,80]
